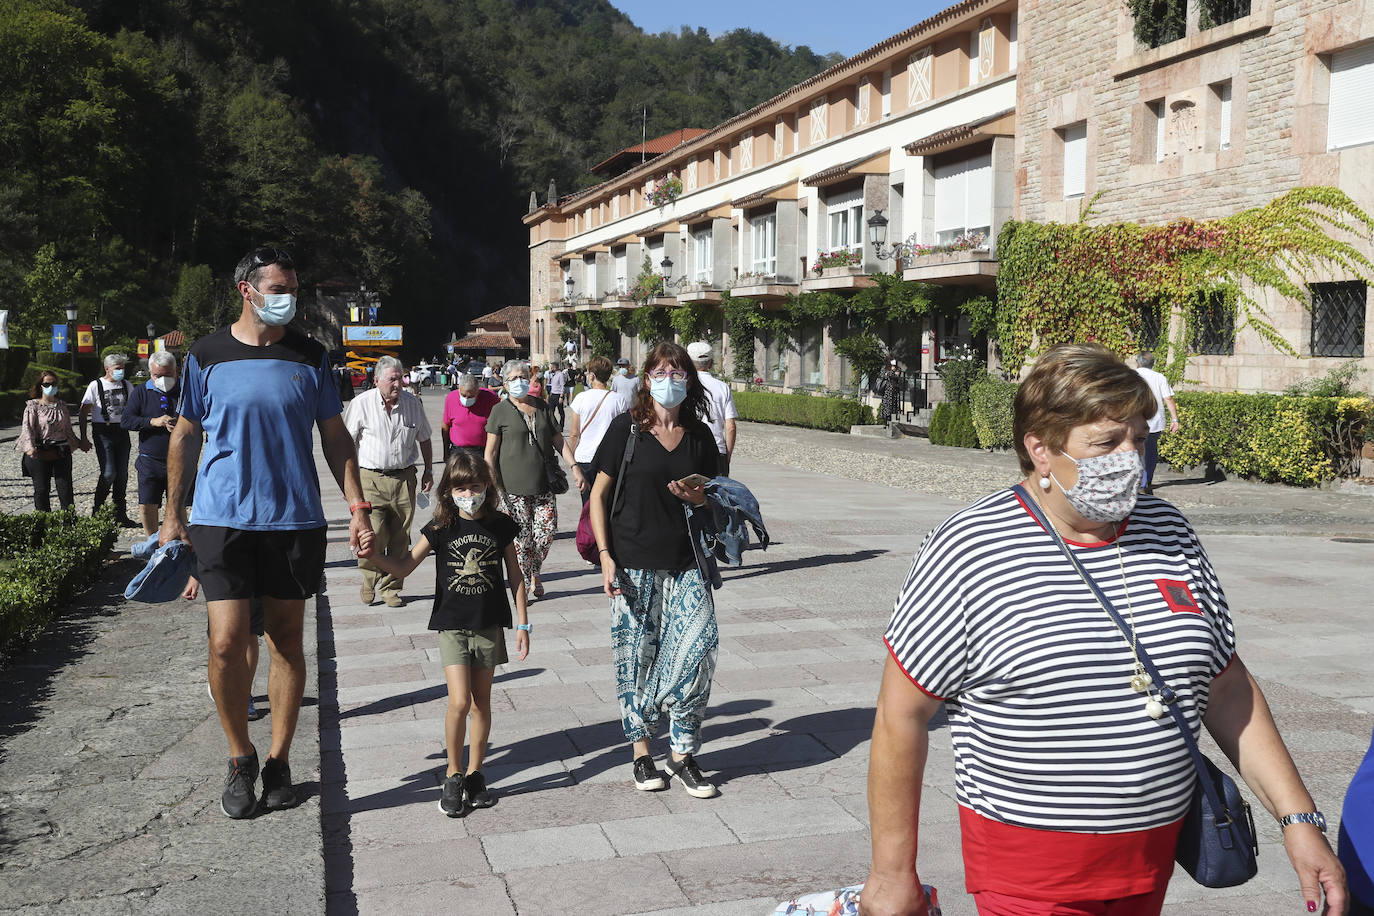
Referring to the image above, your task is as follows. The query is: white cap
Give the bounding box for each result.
[686,342,712,361]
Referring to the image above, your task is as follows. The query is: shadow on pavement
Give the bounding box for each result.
[721,549,888,582]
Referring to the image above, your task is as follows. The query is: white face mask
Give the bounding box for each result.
[1051,450,1144,523]
[250,284,297,326]
[451,490,486,514]
[152,375,175,393]
[459,395,477,408]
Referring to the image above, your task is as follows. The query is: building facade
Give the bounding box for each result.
[525,0,1374,398]
[526,0,1019,400]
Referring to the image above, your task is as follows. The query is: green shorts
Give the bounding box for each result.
[437,626,508,669]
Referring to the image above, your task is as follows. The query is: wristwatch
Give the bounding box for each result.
[1278,811,1327,832]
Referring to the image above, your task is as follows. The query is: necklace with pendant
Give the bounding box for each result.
[1116,540,1165,720]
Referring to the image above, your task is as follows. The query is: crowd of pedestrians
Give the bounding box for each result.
[15,255,1369,916]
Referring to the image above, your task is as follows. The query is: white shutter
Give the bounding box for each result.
[933,162,967,237]
[649,238,664,269]
[1329,44,1374,151]
[964,154,993,235]
[1154,101,1166,161]
[585,258,597,299]
[1218,83,1232,149]
[1063,123,1087,198]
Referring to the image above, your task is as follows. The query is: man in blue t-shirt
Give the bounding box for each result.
[161,246,374,820]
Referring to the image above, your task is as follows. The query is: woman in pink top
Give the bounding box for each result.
[442,375,500,459]
[16,368,90,511]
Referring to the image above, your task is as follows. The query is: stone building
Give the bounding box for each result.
[1015,0,1374,391]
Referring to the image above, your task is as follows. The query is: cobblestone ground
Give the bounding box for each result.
[1,405,1372,915]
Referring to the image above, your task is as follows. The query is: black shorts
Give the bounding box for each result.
[190,525,327,602]
[136,454,168,505]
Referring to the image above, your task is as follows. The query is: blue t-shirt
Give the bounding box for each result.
[179,326,343,530]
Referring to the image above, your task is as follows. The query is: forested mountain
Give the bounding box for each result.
[1,0,841,352]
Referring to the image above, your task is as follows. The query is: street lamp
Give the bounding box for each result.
[65,302,79,372]
[659,255,689,292]
[868,209,917,262]
[562,276,582,306]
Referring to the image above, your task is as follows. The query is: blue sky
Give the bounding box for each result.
[609,1,953,58]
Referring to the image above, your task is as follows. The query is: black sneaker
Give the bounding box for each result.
[260,757,297,811]
[666,754,717,798]
[464,770,494,808]
[438,773,466,817]
[221,749,259,818]
[632,755,666,791]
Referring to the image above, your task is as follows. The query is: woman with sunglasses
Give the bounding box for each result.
[588,341,721,799]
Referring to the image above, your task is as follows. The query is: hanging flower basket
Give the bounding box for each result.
[648,174,684,209]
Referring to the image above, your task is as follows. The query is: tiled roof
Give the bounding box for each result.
[159,330,185,347]
[591,129,711,175]
[469,305,530,339]
[452,332,523,351]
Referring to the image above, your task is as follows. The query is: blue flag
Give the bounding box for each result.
[52,324,69,353]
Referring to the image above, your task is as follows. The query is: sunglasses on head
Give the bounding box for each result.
[246,246,294,273]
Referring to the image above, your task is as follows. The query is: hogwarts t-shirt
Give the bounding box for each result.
[421,511,520,631]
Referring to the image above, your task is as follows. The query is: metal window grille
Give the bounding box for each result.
[1201,0,1250,28]
[1133,301,1163,350]
[1192,294,1234,356]
[1310,281,1366,358]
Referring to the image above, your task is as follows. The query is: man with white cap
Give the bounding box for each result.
[687,341,737,477]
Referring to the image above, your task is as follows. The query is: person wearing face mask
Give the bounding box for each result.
[861,343,1346,916]
[358,449,528,817]
[484,361,577,600]
[17,369,89,512]
[567,356,630,505]
[78,353,138,526]
[161,246,374,820]
[588,341,721,800]
[442,374,499,462]
[120,350,187,535]
[610,357,640,398]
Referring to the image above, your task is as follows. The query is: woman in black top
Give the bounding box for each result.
[589,341,720,800]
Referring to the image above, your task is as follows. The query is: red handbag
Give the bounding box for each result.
[576,500,599,564]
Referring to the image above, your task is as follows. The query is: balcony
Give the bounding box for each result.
[675,283,724,304]
[803,265,878,292]
[901,248,998,285]
[729,274,799,301]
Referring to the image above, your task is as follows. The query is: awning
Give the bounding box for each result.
[904,108,1015,157]
[802,150,891,188]
[735,179,803,209]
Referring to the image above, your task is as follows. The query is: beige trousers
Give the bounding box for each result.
[358,467,416,597]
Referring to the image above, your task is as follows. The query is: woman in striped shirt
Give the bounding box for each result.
[861,344,1345,916]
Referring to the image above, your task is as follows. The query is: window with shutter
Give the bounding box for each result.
[1329,44,1374,151]
[1062,123,1087,198]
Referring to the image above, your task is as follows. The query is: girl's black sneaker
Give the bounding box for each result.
[464,771,494,808]
[439,773,466,817]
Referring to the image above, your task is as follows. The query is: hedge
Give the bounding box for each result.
[733,389,875,432]
[2,345,31,388]
[929,402,978,447]
[0,506,118,656]
[1158,392,1374,486]
[970,377,1019,450]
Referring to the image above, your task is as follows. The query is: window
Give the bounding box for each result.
[692,228,713,284]
[827,187,864,252]
[1192,293,1234,356]
[648,237,664,276]
[614,248,628,295]
[1329,44,1374,151]
[761,329,787,384]
[1134,300,1164,350]
[881,70,892,119]
[1202,0,1250,29]
[585,258,598,300]
[799,321,823,386]
[933,153,992,246]
[1215,81,1232,149]
[1151,100,1166,162]
[751,213,777,275]
[1062,123,1087,198]
[1311,281,1366,357]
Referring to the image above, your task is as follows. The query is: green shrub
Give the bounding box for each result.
[934,353,988,406]
[1158,392,1374,486]
[970,377,1019,450]
[3,345,31,388]
[0,506,118,656]
[733,389,875,432]
[929,402,978,447]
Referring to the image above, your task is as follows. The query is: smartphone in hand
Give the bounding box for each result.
[676,473,711,489]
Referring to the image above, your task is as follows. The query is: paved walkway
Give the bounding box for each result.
[2,397,1373,914]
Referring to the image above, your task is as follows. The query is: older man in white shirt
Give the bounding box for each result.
[345,356,434,606]
[687,341,738,477]
[1135,351,1181,494]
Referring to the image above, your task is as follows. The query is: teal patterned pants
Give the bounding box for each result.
[611,567,718,755]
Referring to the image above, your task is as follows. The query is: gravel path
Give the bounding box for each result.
[0,429,111,517]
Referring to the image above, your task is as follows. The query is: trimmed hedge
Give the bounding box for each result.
[2,346,31,388]
[970,377,1019,450]
[1158,392,1373,486]
[733,389,875,432]
[0,506,118,656]
[929,402,978,447]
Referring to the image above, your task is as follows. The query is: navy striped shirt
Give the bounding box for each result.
[885,488,1236,834]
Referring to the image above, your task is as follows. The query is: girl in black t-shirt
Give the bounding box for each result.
[359,450,529,818]
[588,341,721,801]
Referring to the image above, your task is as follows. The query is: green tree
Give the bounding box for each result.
[169,263,224,343]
